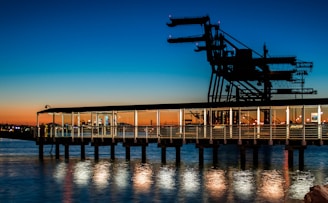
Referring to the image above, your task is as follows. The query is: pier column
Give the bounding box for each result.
[213,146,218,166]
[141,145,147,163]
[199,146,204,167]
[64,144,69,160]
[55,143,60,159]
[81,144,85,160]
[94,144,99,161]
[161,146,166,164]
[110,144,115,160]
[299,148,305,171]
[253,146,259,167]
[288,148,294,169]
[239,145,246,170]
[176,146,181,166]
[38,141,44,160]
[125,145,131,161]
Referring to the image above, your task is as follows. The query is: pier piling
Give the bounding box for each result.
[125,145,131,161]
[81,144,85,160]
[142,145,146,163]
[94,145,99,161]
[161,146,166,164]
[55,143,60,159]
[64,144,69,160]
[110,144,115,160]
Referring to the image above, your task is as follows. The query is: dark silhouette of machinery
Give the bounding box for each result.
[167,15,316,103]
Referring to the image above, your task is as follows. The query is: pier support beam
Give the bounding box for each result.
[55,143,60,159]
[142,145,147,163]
[81,144,85,160]
[176,146,181,166]
[199,146,204,167]
[239,145,246,170]
[110,144,115,160]
[64,144,69,160]
[253,146,259,167]
[213,146,218,166]
[161,146,166,164]
[94,144,99,161]
[38,142,44,160]
[288,148,294,169]
[125,145,131,161]
[285,145,306,170]
[299,148,305,170]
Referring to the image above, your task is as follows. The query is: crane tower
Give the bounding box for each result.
[167,16,316,103]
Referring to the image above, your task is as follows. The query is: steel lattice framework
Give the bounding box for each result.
[167,16,316,103]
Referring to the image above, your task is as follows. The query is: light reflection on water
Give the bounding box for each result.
[258,170,285,202]
[288,171,315,200]
[2,140,328,202]
[132,163,153,193]
[233,170,256,201]
[157,166,176,190]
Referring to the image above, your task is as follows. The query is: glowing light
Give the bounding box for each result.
[259,170,285,201]
[53,162,67,183]
[288,171,315,200]
[205,169,226,198]
[157,166,176,190]
[182,168,199,194]
[233,170,255,200]
[132,164,153,193]
[93,161,110,190]
[114,164,129,189]
[73,161,92,187]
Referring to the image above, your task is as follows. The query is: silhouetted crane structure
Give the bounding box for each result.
[167,16,316,103]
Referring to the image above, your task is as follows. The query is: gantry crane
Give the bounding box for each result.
[167,15,316,103]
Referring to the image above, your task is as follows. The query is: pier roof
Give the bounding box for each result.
[37,98,328,114]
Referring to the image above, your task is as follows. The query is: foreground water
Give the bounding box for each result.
[1,138,328,202]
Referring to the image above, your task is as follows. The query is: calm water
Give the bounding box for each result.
[1,138,328,203]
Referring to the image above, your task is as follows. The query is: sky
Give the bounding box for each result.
[0,0,327,125]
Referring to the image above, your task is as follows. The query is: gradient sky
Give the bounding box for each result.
[1,0,327,124]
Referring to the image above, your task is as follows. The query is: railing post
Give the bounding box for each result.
[62,113,64,137]
[146,126,148,143]
[318,105,322,140]
[302,105,306,146]
[269,106,273,145]
[286,106,290,140]
[157,110,160,137]
[77,112,80,137]
[134,110,138,142]
[238,107,242,145]
[229,108,232,139]
[170,126,172,143]
[71,112,74,139]
[257,107,260,138]
[203,108,207,138]
[123,126,126,142]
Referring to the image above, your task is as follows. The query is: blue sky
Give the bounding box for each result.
[0,0,327,123]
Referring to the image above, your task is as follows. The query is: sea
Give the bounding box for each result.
[1,138,328,203]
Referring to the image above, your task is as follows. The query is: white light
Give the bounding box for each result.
[114,164,129,188]
[168,14,172,18]
[157,166,175,190]
[233,170,255,200]
[73,161,92,187]
[132,164,153,193]
[182,168,199,194]
[93,162,110,190]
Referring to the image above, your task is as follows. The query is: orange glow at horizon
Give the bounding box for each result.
[0,105,40,125]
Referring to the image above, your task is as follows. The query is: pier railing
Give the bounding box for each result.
[39,123,327,141]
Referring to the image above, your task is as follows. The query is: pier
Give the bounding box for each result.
[27,98,328,169]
